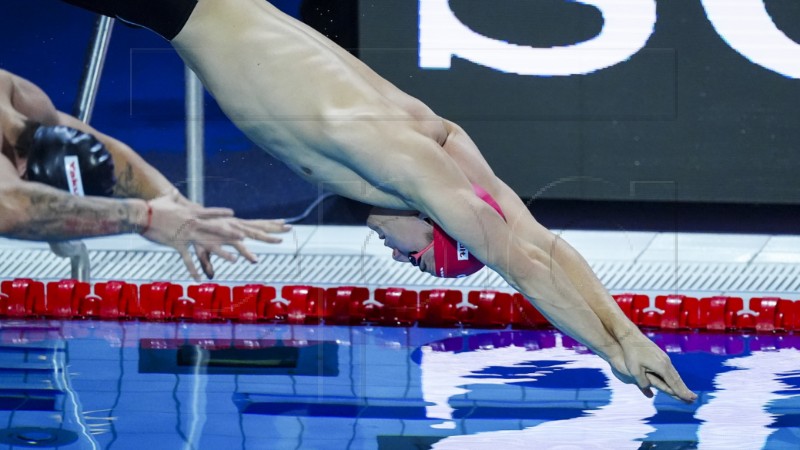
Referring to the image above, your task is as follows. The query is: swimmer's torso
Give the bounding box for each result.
[172,0,451,210]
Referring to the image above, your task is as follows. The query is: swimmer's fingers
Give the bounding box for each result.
[189,241,255,280]
[174,223,238,279]
[194,219,245,242]
[645,372,694,404]
[176,246,202,282]
[230,219,291,243]
[197,242,238,264]
[620,333,697,403]
[195,245,215,279]
[645,372,674,399]
[195,206,236,220]
[194,218,288,247]
[647,367,698,404]
[230,241,258,264]
[632,368,654,399]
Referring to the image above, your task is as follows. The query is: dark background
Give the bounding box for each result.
[360,0,800,204]
[2,0,800,233]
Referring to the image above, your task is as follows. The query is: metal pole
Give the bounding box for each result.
[73,16,115,122]
[57,15,115,281]
[49,241,91,281]
[185,66,205,204]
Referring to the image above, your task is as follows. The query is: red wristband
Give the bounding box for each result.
[141,202,153,234]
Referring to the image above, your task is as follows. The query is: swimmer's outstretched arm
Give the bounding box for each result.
[438,122,696,403]
[483,183,690,401]
[0,156,274,280]
[2,72,290,279]
[54,112,291,278]
[432,187,694,402]
[392,148,695,402]
[0,154,152,239]
[518,219,692,400]
[522,220,696,402]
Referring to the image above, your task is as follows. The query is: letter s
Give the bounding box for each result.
[419,0,657,76]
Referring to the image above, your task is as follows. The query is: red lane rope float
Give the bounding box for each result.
[0,278,799,333]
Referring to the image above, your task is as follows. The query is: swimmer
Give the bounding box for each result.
[57,0,697,403]
[0,69,290,280]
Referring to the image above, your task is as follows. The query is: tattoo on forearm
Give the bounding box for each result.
[11,190,137,240]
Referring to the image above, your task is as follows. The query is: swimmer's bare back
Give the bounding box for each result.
[171,0,463,210]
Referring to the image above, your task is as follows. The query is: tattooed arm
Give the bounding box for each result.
[55,112,174,200]
[2,154,247,278]
[2,155,264,280]
[54,109,294,278]
[0,155,149,240]
[2,70,290,279]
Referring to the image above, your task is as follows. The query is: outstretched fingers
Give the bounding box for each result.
[200,241,238,263]
[195,246,214,279]
[233,219,291,243]
[645,372,685,403]
[195,206,236,220]
[230,241,258,263]
[177,246,202,282]
[146,193,284,280]
[634,359,697,403]
[650,365,698,403]
[632,369,654,398]
[191,219,288,265]
[194,219,244,241]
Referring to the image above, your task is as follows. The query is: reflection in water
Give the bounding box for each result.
[421,337,656,449]
[696,349,800,450]
[185,345,209,450]
[0,322,798,449]
[57,348,101,450]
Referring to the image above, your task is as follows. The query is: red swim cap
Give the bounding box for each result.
[431,184,505,278]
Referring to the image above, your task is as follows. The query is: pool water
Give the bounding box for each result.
[0,321,797,449]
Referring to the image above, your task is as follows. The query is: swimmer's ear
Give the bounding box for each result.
[13,119,41,158]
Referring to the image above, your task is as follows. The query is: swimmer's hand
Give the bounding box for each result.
[608,332,698,404]
[192,217,292,279]
[140,191,291,280]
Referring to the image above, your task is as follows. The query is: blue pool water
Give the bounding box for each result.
[0,321,797,449]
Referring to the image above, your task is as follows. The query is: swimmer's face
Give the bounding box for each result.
[366,208,435,275]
